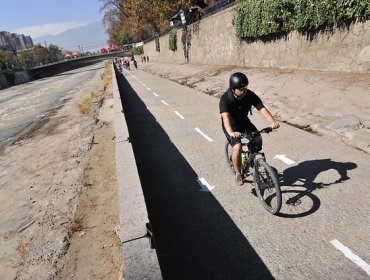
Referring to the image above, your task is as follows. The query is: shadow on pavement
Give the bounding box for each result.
[277,159,357,218]
[116,69,275,280]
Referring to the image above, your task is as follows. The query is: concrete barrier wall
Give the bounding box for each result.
[0,71,31,90]
[144,6,370,73]
[112,65,162,279]
[14,71,31,85]
[0,72,9,90]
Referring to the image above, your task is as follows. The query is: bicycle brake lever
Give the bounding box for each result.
[264,127,273,133]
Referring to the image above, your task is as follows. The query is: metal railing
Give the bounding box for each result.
[143,0,241,44]
[201,0,240,19]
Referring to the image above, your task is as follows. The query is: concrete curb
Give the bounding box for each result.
[112,65,162,279]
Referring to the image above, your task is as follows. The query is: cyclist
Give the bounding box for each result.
[219,72,280,186]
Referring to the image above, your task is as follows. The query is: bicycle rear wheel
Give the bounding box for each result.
[225,141,235,176]
[253,159,282,214]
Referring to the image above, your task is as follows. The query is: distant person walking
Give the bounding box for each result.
[133,59,137,69]
[146,55,149,62]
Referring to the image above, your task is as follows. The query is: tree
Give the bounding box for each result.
[120,33,132,46]
[32,44,49,65]
[100,0,196,42]
[17,50,34,69]
[0,50,16,70]
[47,44,62,62]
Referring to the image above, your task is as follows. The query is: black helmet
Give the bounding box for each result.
[229,72,249,90]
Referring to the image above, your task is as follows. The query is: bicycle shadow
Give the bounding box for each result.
[276,159,357,218]
[116,69,275,279]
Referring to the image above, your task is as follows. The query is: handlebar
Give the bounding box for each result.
[241,127,274,139]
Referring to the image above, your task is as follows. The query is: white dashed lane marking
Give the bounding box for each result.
[194,128,213,142]
[274,154,296,165]
[161,100,169,106]
[330,239,370,276]
[197,177,214,192]
[174,111,185,120]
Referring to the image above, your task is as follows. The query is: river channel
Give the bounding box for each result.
[0,63,104,147]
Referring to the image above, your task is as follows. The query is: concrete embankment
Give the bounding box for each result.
[112,64,162,279]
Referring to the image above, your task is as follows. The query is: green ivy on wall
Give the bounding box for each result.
[155,37,160,52]
[169,29,177,51]
[132,46,144,55]
[235,0,370,39]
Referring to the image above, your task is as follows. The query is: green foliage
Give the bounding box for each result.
[132,46,144,55]
[235,0,370,39]
[120,33,132,46]
[169,28,177,51]
[155,37,160,52]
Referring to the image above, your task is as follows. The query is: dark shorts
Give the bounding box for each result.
[223,121,261,148]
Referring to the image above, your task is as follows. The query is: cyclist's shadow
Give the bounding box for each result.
[276,158,357,218]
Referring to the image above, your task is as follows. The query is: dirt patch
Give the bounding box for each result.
[56,92,122,279]
[0,64,122,279]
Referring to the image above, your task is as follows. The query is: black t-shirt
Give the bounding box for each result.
[219,88,264,131]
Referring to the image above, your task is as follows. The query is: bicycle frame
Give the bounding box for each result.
[240,128,270,176]
[241,148,266,176]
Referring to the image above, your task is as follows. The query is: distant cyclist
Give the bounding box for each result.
[219,72,280,186]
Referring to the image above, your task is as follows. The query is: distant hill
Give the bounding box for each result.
[33,21,108,52]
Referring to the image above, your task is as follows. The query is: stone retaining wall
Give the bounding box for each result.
[144,6,370,73]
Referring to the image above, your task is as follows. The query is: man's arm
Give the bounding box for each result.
[221,112,241,138]
[259,107,280,129]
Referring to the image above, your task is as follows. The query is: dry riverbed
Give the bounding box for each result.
[0,63,122,279]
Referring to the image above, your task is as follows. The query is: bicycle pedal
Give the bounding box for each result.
[251,188,257,197]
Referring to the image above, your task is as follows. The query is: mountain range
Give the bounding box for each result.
[33,21,109,52]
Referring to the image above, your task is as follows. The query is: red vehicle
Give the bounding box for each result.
[100,47,109,53]
[71,51,81,58]
[100,44,121,53]
[64,53,72,59]
[110,44,121,51]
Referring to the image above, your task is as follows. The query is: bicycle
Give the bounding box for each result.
[225,127,282,215]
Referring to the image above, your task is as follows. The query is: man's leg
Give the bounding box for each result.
[223,126,243,186]
[231,142,243,186]
[232,143,242,175]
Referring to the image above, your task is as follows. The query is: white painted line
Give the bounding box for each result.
[194,128,214,142]
[274,154,296,165]
[174,111,185,120]
[153,92,159,97]
[143,83,146,87]
[197,178,214,192]
[330,239,370,276]
[146,87,151,91]
[161,100,169,106]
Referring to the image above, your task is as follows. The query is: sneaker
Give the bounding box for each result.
[235,174,243,186]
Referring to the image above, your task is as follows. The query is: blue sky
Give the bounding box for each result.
[1,0,104,38]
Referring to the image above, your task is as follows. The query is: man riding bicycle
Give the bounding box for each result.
[219,72,280,186]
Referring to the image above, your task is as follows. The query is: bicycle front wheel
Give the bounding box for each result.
[253,159,282,215]
[225,141,235,176]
